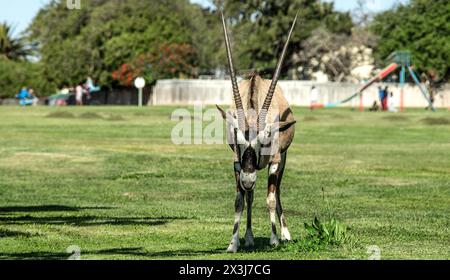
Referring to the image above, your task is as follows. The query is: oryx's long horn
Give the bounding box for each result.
[259,11,298,130]
[221,11,245,132]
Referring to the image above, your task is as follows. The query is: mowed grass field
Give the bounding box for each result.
[0,106,449,260]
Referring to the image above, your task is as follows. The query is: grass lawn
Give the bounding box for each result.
[0,106,449,260]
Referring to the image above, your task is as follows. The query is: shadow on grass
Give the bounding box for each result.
[0,247,226,260]
[0,229,35,238]
[421,117,450,125]
[0,205,115,213]
[0,215,188,226]
[0,237,336,260]
[0,251,68,260]
[239,237,274,253]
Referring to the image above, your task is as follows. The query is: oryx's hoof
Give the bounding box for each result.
[244,229,254,247]
[281,227,292,241]
[227,238,240,253]
[227,242,239,253]
[270,234,280,246]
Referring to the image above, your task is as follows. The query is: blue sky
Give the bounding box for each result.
[0,0,52,36]
[1,0,408,36]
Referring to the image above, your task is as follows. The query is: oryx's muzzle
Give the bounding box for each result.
[240,170,257,190]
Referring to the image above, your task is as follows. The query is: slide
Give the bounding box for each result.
[325,63,399,108]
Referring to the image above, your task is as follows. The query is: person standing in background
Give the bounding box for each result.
[310,85,319,111]
[378,86,384,110]
[382,86,389,111]
[75,83,84,106]
[423,75,435,110]
[388,92,398,113]
[28,89,39,106]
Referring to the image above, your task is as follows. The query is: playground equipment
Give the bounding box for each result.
[323,51,435,112]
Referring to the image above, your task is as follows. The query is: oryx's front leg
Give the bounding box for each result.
[276,152,291,241]
[227,162,245,253]
[267,162,280,246]
[244,190,254,247]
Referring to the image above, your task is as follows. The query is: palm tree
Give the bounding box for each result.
[0,22,31,61]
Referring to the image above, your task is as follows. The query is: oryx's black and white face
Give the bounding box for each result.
[239,144,257,190]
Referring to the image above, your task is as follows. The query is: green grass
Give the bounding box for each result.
[0,106,449,260]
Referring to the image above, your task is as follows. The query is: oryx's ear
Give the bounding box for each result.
[272,120,296,132]
[216,105,227,120]
[217,104,240,131]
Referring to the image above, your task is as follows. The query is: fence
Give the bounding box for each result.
[152,79,450,108]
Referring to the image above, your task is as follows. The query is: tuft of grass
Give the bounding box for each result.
[276,188,355,254]
[305,188,353,247]
[275,217,354,253]
[303,217,352,246]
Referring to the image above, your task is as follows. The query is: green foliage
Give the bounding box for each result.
[275,216,352,253]
[0,59,54,98]
[112,43,197,86]
[222,0,353,75]
[371,0,450,81]
[301,187,352,250]
[25,0,353,92]
[27,0,217,92]
[304,217,351,246]
[0,22,32,61]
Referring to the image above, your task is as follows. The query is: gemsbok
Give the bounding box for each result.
[216,11,298,253]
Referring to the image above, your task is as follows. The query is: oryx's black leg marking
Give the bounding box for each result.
[244,190,254,247]
[275,152,291,241]
[227,162,245,253]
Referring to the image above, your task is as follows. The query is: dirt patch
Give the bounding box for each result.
[303,116,318,122]
[106,114,125,121]
[383,115,410,122]
[329,113,352,120]
[46,111,75,119]
[421,117,450,126]
[134,112,148,116]
[0,152,98,167]
[79,112,103,119]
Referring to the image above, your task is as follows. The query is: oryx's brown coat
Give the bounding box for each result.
[228,74,296,168]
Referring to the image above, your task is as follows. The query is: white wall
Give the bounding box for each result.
[152,79,450,108]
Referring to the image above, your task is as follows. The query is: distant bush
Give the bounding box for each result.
[0,59,56,98]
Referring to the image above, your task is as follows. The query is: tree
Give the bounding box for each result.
[0,22,31,60]
[27,0,219,92]
[218,0,353,77]
[112,43,197,86]
[0,60,52,98]
[371,0,450,81]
